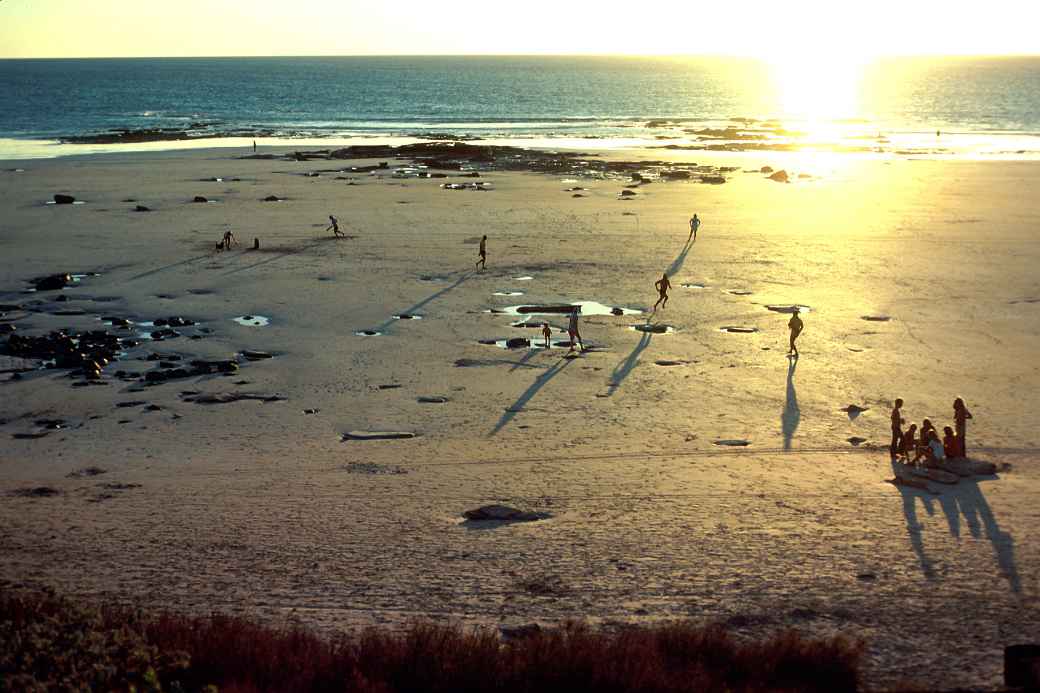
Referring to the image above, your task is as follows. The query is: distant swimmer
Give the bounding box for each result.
[567,307,584,352]
[476,235,487,270]
[787,309,803,357]
[689,213,700,242]
[542,322,552,349]
[326,214,343,237]
[653,273,671,312]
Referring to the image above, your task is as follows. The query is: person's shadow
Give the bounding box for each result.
[892,459,940,581]
[781,356,800,451]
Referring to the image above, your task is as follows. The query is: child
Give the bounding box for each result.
[942,426,958,459]
[899,423,918,464]
[542,323,552,349]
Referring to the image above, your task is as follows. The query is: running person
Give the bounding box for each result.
[476,235,487,270]
[689,213,701,242]
[326,215,343,237]
[653,273,671,312]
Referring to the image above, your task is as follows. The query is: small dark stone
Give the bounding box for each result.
[53,194,75,204]
[192,195,208,203]
[134,205,151,212]
[768,170,789,183]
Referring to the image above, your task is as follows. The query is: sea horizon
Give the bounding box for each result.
[2,55,1039,160]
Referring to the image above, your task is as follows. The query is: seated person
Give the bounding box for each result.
[915,419,937,463]
[898,423,918,463]
[942,426,958,459]
[922,430,946,467]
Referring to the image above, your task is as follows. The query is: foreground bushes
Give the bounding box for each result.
[1,591,862,692]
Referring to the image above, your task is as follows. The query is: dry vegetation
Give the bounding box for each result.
[0,591,863,692]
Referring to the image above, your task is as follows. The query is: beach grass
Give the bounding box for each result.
[1,590,862,692]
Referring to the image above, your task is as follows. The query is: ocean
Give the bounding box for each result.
[1,56,1038,159]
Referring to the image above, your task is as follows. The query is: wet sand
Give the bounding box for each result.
[1,146,1038,690]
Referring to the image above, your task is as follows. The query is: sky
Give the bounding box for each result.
[1,0,1038,59]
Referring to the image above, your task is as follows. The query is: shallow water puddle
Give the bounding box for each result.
[392,314,423,320]
[481,338,574,350]
[765,304,811,314]
[726,289,753,296]
[45,200,87,205]
[630,324,677,334]
[355,330,382,336]
[233,315,270,327]
[497,301,641,317]
[681,283,708,289]
[512,276,534,281]
[493,291,524,297]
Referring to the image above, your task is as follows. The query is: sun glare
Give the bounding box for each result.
[769,54,867,126]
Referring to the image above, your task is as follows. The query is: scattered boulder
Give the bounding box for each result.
[33,273,72,291]
[53,194,75,204]
[760,166,774,173]
[714,439,751,447]
[463,504,551,522]
[505,337,531,349]
[262,195,282,202]
[767,170,789,183]
[11,486,61,497]
[133,205,151,212]
[619,189,637,197]
[418,396,449,404]
[847,437,868,446]
[192,195,208,203]
[240,350,273,360]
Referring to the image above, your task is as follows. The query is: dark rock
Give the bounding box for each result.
[33,273,72,291]
[262,195,282,202]
[133,205,151,212]
[241,350,273,360]
[505,337,531,349]
[700,175,727,184]
[619,189,636,197]
[144,404,162,411]
[767,170,789,183]
[53,194,76,204]
[1005,644,1040,689]
[192,196,208,203]
[55,294,69,302]
[11,486,61,497]
[760,166,774,173]
[462,504,551,522]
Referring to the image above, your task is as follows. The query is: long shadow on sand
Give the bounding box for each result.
[605,329,652,397]
[666,238,695,277]
[603,239,693,397]
[781,357,800,450]
[126,252,217,282]
[221,238,328,277]
[373,271,474,334]
[490,356,575,435]
[894,461,1020,591]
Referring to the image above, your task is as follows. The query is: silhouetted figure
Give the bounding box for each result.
[326,215,343,237]
[923,429,946,466]
[890,398,905,458]
[943,426,958,459]
[253,140,257,153]
[567,307,584,352]
[476,235,487,270]
[899,423,918,463]
[954,397,973,457]
[788,309,803,357]
[653,273,671,312]
[689,213,700,242]
[217,229,237,251]
[542,323,552,349]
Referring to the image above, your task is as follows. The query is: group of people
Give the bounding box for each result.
[890,397,974,466]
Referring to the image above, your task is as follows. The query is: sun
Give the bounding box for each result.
[768,53,868,125]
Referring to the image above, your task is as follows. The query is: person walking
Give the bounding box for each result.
[476,235,487,270]
[788,309,804,357]
[567,307,584,352]
[890,398,905,459]
[653,273,671,312]
[953,397,973,457]
[689,213,701,242]
[542,323,552,349]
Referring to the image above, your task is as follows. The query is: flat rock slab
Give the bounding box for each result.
[183,392,287,404]
[418,396,449,403]
[342,430,417,441]
[714,439,751,447]
[463,504,551,522]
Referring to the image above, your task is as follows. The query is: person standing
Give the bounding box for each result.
[253,140,257,153]
[653,273,671,312]
[890,398,905,459]
[787,309,804,357]
[542,323,552,349]
[567,307,584,352]
[476,235,487,270]
[689,213,701,242]
[954,397,973,457]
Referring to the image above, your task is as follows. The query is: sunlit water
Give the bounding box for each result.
[1,56,1038,160]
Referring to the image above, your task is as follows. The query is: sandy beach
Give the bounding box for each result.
[1,145,1038,690]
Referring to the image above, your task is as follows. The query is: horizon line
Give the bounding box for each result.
[2,52,1039,61]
